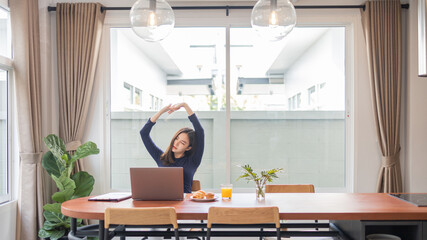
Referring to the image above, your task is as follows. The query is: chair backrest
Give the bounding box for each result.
[265,184,315,193]
[207,207,280,228]
[192,180,201,191]
[104,207,178,229]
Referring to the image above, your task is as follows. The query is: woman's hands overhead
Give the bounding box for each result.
[168,102,194,116]
[149,103,194,123]
[168,102,186,113]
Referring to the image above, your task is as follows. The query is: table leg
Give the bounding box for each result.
[70,218,77,235]
[99,220,105,240]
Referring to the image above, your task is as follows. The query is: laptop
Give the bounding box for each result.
[130,167,184,201]
[389,193,427,207]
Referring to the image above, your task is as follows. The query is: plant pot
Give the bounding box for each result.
[44,237,67,240]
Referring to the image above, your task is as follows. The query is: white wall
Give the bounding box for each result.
[0,200,16,240]
[405,0,427,192]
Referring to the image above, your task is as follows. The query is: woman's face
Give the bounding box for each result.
[172,132,191,154]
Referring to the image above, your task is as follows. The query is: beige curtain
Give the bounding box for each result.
[10,0,45,239]
[56,3,105,171]
[362,0,403,193]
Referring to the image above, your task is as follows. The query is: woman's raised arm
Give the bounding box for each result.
[150,104,172,123]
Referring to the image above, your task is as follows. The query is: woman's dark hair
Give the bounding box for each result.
[160,127,196,166]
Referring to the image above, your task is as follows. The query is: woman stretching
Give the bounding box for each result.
[140,103,204,193]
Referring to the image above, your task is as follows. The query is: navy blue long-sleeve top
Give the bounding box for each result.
[140,113,205,193]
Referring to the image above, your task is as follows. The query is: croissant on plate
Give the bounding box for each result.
[205,192,215,199]
[192,190,206,199]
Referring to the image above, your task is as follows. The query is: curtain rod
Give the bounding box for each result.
[47,4,409,13]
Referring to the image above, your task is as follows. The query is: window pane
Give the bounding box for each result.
[135,88,142,106]
[230,27,346,189]
[0,69,8,197]
[0,7,11,58]
[110,28,226,190]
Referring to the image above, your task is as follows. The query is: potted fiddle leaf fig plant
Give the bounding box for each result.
[38,134,99,240]
[236,164,283,200]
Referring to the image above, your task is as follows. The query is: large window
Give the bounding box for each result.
[229,27,345,189]
[0,5,12,203]
[110,27,225,190]
[109,23,347,192]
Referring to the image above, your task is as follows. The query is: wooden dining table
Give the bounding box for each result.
[61,193,427,240]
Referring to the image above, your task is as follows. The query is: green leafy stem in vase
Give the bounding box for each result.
[236,164,284,198]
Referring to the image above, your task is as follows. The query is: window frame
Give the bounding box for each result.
[0,0,12,204]
[0,5,12,59]
[0,55,13,204]
[123,82,134,105]
[100,7,356,193]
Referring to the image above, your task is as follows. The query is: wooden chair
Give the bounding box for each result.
[265,184,316,237]
[104,207,179,240]
[207,207,281,240]
[265,184,315,193]
[192,180,201,191]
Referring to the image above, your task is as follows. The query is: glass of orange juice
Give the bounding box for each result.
[221,184,233,199]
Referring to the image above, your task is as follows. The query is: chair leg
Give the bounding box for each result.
[120,226,125,240]
[206,228,211,240]
[174,228,179,240]
[164,228,172,239]
[260,227,264,240]
[104,228,109,240]
[276,228,281,240]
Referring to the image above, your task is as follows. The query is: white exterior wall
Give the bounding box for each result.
[284,28,345,111]
[110,111,344,191]
[110,29,167,112]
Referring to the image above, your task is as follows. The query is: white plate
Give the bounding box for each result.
[190,196,218,202]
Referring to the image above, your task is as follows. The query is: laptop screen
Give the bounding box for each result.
[130,167,184,201]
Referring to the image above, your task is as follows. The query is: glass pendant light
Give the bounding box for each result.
[251,0,296,41]
[130,0,175,42]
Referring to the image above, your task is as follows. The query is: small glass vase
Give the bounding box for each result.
[256,183,266,200]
